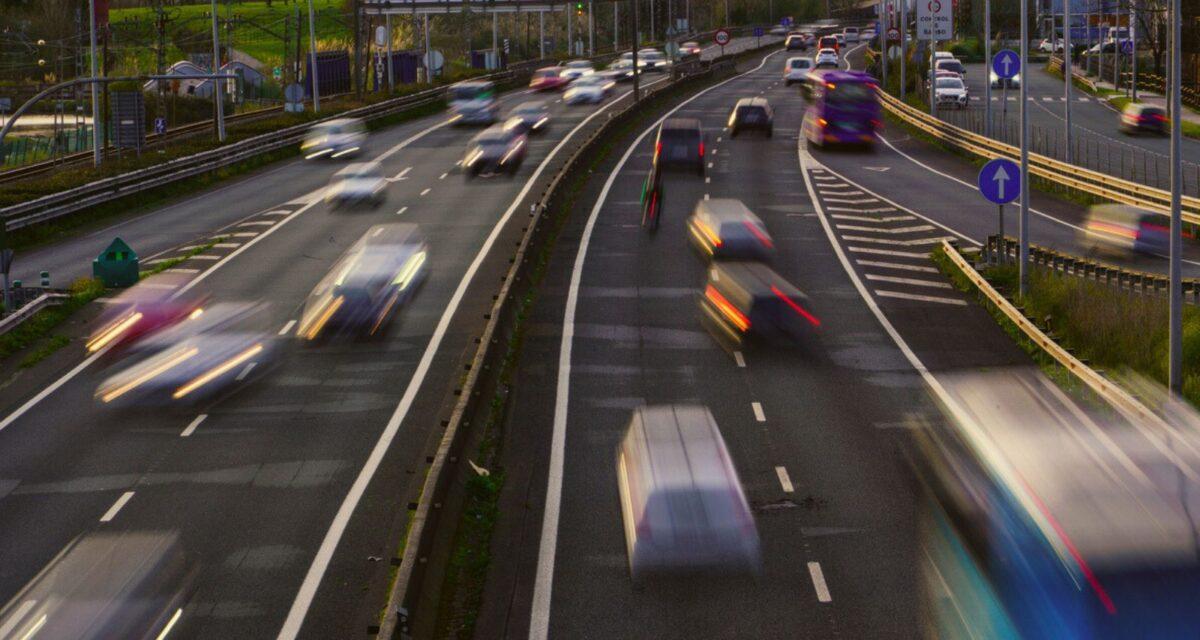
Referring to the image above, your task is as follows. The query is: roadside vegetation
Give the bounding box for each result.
[0,277,105,368]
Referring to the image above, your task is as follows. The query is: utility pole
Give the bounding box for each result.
[1169,0,1182,391]
[354,0,362,98]
[880,0,887,88]
[1019,0,1030,295]
[211,0,225,142]
[539,10,545,58]
[307,0,320,111]
[589,1,594,55]
[1064,0,1072,162]
[900,0,907,101]
[985,0,991,136]
[88,0,101,167]
[631,0,640,100]
[568,4,573,55]
[1130,0,1137,100]
[614,2,619,50]
[386,13,394,92]
[929,38,936,116]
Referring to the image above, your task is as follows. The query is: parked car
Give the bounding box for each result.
[1038,38,1066,53]
[934,58,966,76]
[1119,102,1168,136]
[989,69,1021,89]
[727,97,774,137]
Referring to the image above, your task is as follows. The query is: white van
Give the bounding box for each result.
[843,26,860,42]
[616,405,761,581]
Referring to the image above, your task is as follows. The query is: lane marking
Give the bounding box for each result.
[874,290,967,305]
[278,74,671,640]
[264,209,291,216]
[235,361,258,381]
[808,561,833,602]
[823,197,878,204]
[865,274,953,288]
[214,242,241,248]
[181,414,207,437]
[439,172,448,180]
[530,48,787,640]
[835,224,936,234]
[775,466,794,493]
[189,254,221,261]
[707,161,714,168]
[387,167,412,182]
[848,246,929,258]
[841,235,956,246]
[166,268,200,274]
[278,319,297,336]
[751,402,766,422]
[420,188,431,196]
[396,206,409,215]
[704,193,710,200]
[734,351,746,368]
[857,260,939,273]
[705,176,711,184]
[100,491,135,522]
[239,220,275,227]
[829,212,909,220]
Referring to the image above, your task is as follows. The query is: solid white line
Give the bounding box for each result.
[734,351,746,368]
[0,347,112,434]
[836,224,936,234]
[180,414,207,437]
[278,319,297,336]
[529,48,786,640]
[100,491,135,522]
[235,361,258,381]
[857,260,939,273]
[155,608,183,640]
[829,213,910,221]
[751,402,766,422]
[822,197,878,204]
[848,246,929,258]
[775,466,794,493]
[808,561,833,602]
[189,255,221,261]
[420,187,431,196]
[278,76,666,640]
[874,290,967,305]
[865,274,953,288]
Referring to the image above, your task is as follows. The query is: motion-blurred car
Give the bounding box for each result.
[699,261,819,348]
[687,198,775,261]
[448,80,499,124]
[1082,204,1168,256]
[296,224,428,340]
[842,26,860,42]
[325,162,387,208]
[564,74,614,104]
[654,118,705,176]
[95,302,275,405]
[616,405,761,581]
[990,68,1021,89]
[814,48,839,68]
[785,33,808,50]
[818,34,839,52]
[1119,102,1168,136]
[935,76,969,109]
[679,41,703,57]
[784,56,814,85]
[607,58,637,81]
[769,25,788,36]
[86,272,206,354]
[0,531,194,640]
[638,49,669,71]
[301,118,366,160]
[506,101,550,134]
[559,59,595,80]
[529,66,568,91]
[462,124,527,177]
[728,97,774,137]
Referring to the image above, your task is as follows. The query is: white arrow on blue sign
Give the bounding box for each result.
[991,49,1020,80]
[978,158,1020,205]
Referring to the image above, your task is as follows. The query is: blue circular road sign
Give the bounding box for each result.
[991,49,1020,79]
[754,26,764,37]
[978,158,1020,205]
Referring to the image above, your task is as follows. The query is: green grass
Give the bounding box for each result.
[1,277,106,368]
[140,238,224,279]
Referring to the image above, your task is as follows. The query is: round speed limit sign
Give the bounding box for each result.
[713,28,732,47]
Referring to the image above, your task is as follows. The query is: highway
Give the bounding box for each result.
[0,38,768,640]
[474,40,1200,640]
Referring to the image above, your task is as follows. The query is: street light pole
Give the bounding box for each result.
[211,0,225,142]
[985,0,991,137]
[1019,0,1030,295]
[900,0,907,101]
[1131,0,1138,100]
[1064,0,1072,163]
[307,0,321,110]
[88,0,101,167]
[1169,0,1182,392]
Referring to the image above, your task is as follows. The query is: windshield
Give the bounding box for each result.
[790,60,810,68]
[938,62,964,73]
[825,82,874,104]
[936,78,964,89]
[451,85,494,101]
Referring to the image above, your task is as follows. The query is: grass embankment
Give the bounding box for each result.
[1045,64,1200,140]
[935,246,1200,406]
[0,277,105,368]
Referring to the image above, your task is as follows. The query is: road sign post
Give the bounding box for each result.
[984,0,991,137]
[753,26,763,48]
[0,219,11,315]
[713,28,731,57]
[1019,0,1030,296]
[979,158,1020,263]
[918,0,952,115]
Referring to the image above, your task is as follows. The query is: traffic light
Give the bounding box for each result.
[575,2,584,15]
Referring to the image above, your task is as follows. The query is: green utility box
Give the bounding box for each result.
[93,237,139,287]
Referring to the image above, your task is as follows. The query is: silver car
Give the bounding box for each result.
[617,405,761,581]
[302,118,367,160]
[325,161,387,208]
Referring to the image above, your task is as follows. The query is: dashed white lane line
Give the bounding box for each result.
[396,206,409,215]
[707,162,714,168]
[858,260,939,273]
[734,351,746,368]
[235,361,258,381]
[865,274,953,289]
[875,290,967,305]
[848,246,929,258]
[705,176,711,184]
[775,466,795,493]
[751,402,766,422]
[808,561,833,602]
[278,319,297,336]
[181,414,207,437]
[100,491,135,522]
[717,136,723,142]
[420,188,431,196]
[704,193,710,200]
[439,172,448,180]
[711,149,718,155]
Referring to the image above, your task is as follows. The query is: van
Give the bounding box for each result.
[616,405,761,581]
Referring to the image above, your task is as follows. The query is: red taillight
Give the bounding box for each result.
[655,141,662,157]
[870,119,882,130]
[705,285,751,332]
[698,140,705,158]
[743,221,774,248]
[771,285,820,327]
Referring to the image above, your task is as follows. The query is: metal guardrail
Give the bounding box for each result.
[0,64,556,231]
[1047,55,1098,92]
[0,292,69,335]
[983,234,1200,303]
[877,88,1200,222]
[940,239,1185,447]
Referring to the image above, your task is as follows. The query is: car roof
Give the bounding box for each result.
[565,59,592,66]
[735,97,770,107]
[696,198,755,220]
[334,161,381,176]
[661,117,701,130]
[818,48,837,54]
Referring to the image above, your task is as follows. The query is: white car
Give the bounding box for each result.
[861,28,876,41]
[325,162,387,208]
[1038,38,1066,53]
[563,74,614,104]
[934,76,969,109]
[301,118,367,160]
[814,48,839,68]
[784,56,814,85]
[989,69,1021,89]
[842,27,859,42]
[638,50,669,71]
[560,59,594,80]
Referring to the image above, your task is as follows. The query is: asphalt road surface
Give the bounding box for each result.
[0,39,768,640]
